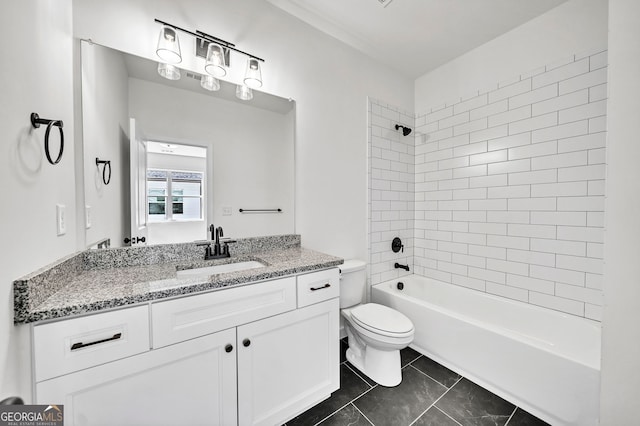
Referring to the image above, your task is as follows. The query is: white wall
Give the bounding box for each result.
[600,0,640,422]
[415,0,608,114]
[129,78,294,239]
[81,42,130,248]
[72,0,414,262]
[0,1,76,400]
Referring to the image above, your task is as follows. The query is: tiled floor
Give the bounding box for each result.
[285,339,550,426]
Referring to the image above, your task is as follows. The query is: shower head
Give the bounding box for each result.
[395,124,412,136]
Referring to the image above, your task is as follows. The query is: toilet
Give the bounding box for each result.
[340,259,415,387]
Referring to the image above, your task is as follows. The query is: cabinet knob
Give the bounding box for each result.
[243,338,251,347]
[225,344,233,353]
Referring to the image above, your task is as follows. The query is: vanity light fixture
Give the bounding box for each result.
[154,19,265,98]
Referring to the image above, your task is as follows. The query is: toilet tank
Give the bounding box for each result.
[339,259,367,308]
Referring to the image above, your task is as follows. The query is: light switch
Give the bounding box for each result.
[85,205,92,229]
[222,206,232,216]
[56,204,66,236]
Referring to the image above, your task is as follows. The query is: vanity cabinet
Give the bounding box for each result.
[32,268,340,426]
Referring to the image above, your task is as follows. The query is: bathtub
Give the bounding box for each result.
[372,275,600,426]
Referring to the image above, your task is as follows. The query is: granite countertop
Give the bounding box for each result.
[14,237,343,324]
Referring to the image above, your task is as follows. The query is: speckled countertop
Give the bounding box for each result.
[14,235,343,324]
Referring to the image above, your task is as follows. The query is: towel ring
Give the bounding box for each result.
[96,158,111,185]
[31,112,64,165]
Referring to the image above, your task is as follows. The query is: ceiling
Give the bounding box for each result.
[267,0,568,79]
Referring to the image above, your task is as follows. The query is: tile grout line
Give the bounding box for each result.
[351,402,376,426]
[344,361,379,391]
[504,406,518,426]
[434,406,465,426]
[407,360,456,390]
[407,370,464,426]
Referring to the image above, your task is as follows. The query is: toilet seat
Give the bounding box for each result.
[350,303,414,338]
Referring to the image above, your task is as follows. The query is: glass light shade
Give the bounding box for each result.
[236,84,253,101]
[200,74,220,91]
[204,43,227,77]
[157,62,181,80]
[243,58,263,88]
[156,26,182,64]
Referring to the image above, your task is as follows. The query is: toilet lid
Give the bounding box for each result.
[351,303,414,336]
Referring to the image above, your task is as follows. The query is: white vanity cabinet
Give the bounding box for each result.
[32,267,340,426]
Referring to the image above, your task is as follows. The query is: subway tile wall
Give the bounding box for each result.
[368,98,415,288]
[414,49,607,320]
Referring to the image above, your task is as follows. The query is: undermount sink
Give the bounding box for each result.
[176,261,265,278]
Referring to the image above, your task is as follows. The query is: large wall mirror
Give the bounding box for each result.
[81,41,295,248]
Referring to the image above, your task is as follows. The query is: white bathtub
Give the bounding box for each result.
[372,275,600,426]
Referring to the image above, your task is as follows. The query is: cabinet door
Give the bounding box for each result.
[36,329,237,426]
[237,298,340,426]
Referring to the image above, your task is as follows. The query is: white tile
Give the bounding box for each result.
[439,111,470,130]
[469,199,507,211]
[439,133,471,150]
[425,106,453,124]
[470,150,508,166]
[452,274,486,291]
[588,116,607,133]
[588,148,606,165]
[453,232,487,246]
[509,112,558,135]
[453,210,487,222]
[469,244,506,260]
[487,211,530,224]
[424,190,453,201]
[557,226,604,243]
[453,141,487,157]
[468,266,506,284]
[557,196,605,211]
[452,188,488,200]
[520,66,546,81]
[469,222,507,235]
[422,248,453,262]
[587,242,604,259]
[558,100,607,124]
[488,105,532,127]
[589,83,607,102]
[486,282,528,302]
[488,132,531,151]
[486,234,530,250]
[508,223,556,239]
[509,84,558,109]
[452,253,487,268]
[529,292,584,316]
[487,258,529,276]
[557,164,605,182]
[454,117,488,136]
[508,197,556,211]
[508,140,557,160]
[532,59,589,89]
[508,169,557,185]
[438,221,469,233]
[530,238,586,256]
[556,283,603,305]
[532,120,588,143]
[507,274,554,294]
[438,260,467,276]
[470,99,508,121]
[507,248,555,267]
[585,304,602,321]
[425,211,453,221]
[425,169,453,181]
[590,51,608,71]
[558,132,606,153]
[437,241,468,254]
[438,156,469,170]
[546,55,576,70]
[530,265,585,286]
[488,79,532,103]
[438,200,469,211]
[587,212,604,227]
[531,181,587,197]
[426,127,454,143]
[530,211,587,226]
[532,90,589,117]
[488,185,530,199]
[488,158,530,175]
[423,267,452,283]
[557,254,603,274]
[454,93,488,114]
[439,178,470,190]
[453,164,487,179]
[531,151,588,170]
[586,273,603,290]
[559,68,608,95]
[469,125,509,144]
[469,174,508,188]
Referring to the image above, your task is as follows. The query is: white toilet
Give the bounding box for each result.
[340,259,415,387]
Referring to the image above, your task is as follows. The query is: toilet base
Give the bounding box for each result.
[346,346,402,387]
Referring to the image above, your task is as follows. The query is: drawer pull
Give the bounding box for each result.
[70,333,122,351]
[310,283,331,291]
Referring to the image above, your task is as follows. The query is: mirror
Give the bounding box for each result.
[81,41,295,248]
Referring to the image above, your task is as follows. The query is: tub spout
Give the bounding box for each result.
[395,262,410,271]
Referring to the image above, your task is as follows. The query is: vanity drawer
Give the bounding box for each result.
[297,268,340,308]
[152,276,296,348]
[33,305,150,383]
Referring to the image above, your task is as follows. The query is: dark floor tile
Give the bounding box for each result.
[436,378,515,426]
[400,346,422,367]
[414,406,461,426]
[345,361,378,387]
[287,364,372,426]
[318,403,373,426]
[506,408,550,426]
[353,365,448,426]
[340,339,349,364]
[411,356,461,388]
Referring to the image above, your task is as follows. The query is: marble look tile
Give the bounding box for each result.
[436,378,515,426]
[414,406,462,426]
[345,362,377,387]
[317,404,373,426]
[411,356,462,388]
[353,366,447,426]
[287,364,372,426]
[506,408,550,426]
[400,346,422,367]
[340,338,349,364]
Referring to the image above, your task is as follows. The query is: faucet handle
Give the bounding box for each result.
[209,224,215,240]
